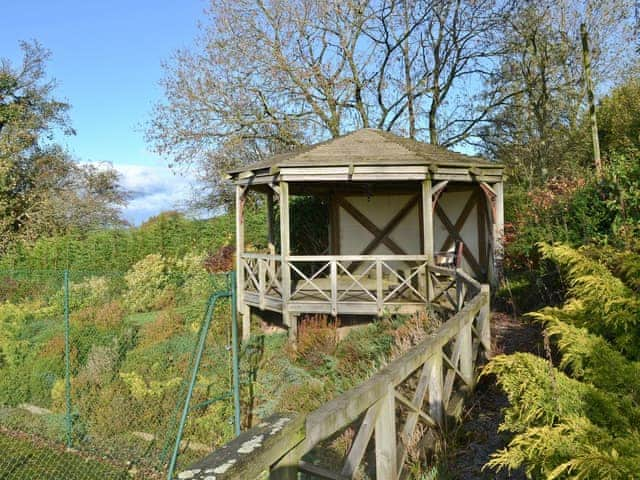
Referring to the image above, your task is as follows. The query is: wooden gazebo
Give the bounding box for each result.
[228,129,503,340]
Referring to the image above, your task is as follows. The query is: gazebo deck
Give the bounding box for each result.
[240,253,470,316]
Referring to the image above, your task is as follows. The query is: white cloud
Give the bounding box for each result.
[89,162,197,225]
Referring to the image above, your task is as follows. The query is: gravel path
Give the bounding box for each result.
[444,312,544,479]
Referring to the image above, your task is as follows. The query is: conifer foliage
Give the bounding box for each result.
[485,243,640,478]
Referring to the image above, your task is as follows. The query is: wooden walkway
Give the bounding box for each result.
[176,269,490,480]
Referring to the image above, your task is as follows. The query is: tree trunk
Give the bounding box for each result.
[580,22,602,177]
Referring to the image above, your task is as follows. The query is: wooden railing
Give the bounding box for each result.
[240,253,283,310]
[241,253,466,316]
[179,272,490,480]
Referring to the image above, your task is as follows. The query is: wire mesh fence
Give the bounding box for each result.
[0,267,238,479]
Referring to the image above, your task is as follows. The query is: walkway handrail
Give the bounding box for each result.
[177,279,491,480]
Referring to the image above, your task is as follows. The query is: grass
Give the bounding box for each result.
[124,310,158,326]
[0,430,129,480]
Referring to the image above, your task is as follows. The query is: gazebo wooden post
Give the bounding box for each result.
[267,189,276,255]
[490,180,504,287]
[235,185,251,340]
[422,179,434,300]
[279,182,296,340]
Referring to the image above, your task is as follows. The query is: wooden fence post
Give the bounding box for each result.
[459,321,474,387]
[427,351,444,426]
[375,384,397,480]
[478,284,491,358]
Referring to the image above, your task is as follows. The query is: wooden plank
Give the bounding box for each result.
[427,350,444,426]
[341,402,381,478]
[428,264,456,276]
[241,253,282,260]
[376,260,383,314]
[422,179,434,259]
[236,185,251,341]
[431,173,503,183]
[267,189,276,255]
[456,268,482,292]
[181,413,305,480]
[259,259,266,309]
[396,360,431,477]
[394,390,436,427]
[288,254,429,262]
[285,312,298,342]
[478,193,487,268]
[280,181,291,322]
[477,285,491,356]
[456,275,464,312]
[442,332,464,407]
[330,259,338,316]
[282,173,427,182]
[459,321,474,387]
[375,384,397,480]
[491,181,504,287]
[236,185,245,313]
[242,304,251,341]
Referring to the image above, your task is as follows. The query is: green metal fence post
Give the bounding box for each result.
[231,271,241,437]
[167,292,225,480]
[63,269,73,449]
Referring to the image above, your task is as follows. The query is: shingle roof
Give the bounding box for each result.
[228,128,498,175]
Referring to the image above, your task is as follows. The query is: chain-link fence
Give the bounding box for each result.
[0,267,238,479]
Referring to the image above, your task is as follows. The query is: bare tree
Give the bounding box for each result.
[479,0,637,185]
[146,0,509,208]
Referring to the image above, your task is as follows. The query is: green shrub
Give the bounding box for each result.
[486,244,640,478]
[26,355,64,407]
[0,302,35,367]
[0,366,29,406]
[123,254,171,312]
[50,276,112,312]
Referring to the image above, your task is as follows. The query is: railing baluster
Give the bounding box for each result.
[455,273,463,312]
[259,258,266,309]
[375,384,397,480]
[330,259,337,316]
[376,259,383,314]
[341,401,381,478]
[477,284,491,357]
[459,321,474,387]
[427,350,444,426]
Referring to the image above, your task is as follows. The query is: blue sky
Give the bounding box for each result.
[1,0,206,224]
